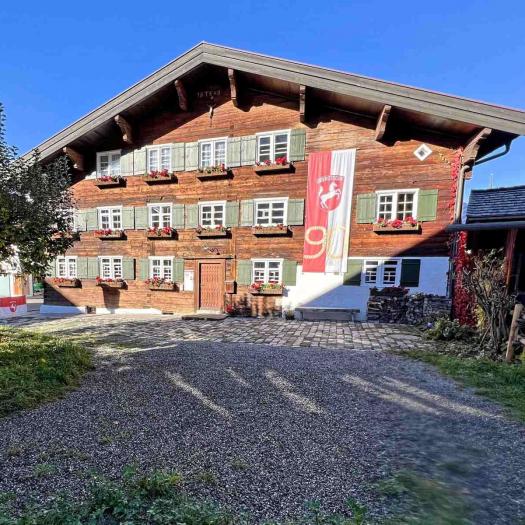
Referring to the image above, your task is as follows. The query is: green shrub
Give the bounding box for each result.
[425,317,476,342]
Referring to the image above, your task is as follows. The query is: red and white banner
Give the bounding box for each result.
[303,149,356,273]
[0,296,27,317]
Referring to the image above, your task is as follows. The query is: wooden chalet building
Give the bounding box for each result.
[30,43,525,319]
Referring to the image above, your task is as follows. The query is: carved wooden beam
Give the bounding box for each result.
[374,105,392,141]
[62,147,84,171]
[114,115,133,145]
[299,85,306,123]
[228,68,238,107]
[174,79,189,111]
[462,127,492,165]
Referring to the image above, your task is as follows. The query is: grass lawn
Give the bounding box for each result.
[0,327,91,417]
[403,350,525,422]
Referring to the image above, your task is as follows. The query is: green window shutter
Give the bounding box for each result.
[86,209,98,230]
[134,147,147,175]
[171,143,185,172]
[172,204,185,229]
[77,257,88,279]
[289,128,306,162]
[122,207,135,229]
[287,198,305,225]
[343,259,362,286]
[46,259,56,278]
[134,207,148,229]
[400,259,421,287]
[225,201,239,227]
[282,260,297,286]
[227,137,241,167]
[240,199,254,226]
[418,189,438,221]
[184,142,199,171]
[356,194,377,224]
[139,258,149,280]
[122,257,135,280]
[237,260,252,285]
[76,211,87,231]
[185,204,198,229]
[120,150,134,176]
[173,258,184,282]
[87,257,99,279]
[240,135,256,166]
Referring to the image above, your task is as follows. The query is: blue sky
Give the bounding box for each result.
[1,0,524,199]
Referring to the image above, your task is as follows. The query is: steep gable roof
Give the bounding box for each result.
[467,185,525,222]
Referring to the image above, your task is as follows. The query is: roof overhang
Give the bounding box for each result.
[447,221,525,232]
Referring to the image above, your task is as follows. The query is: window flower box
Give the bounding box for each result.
[254,157,293,175]
[252,224,289,236]
[52,278,81,288]
[196,225,229,238]
[372,217,421,233]
[94,229,125,240]
[94,176,123,188]
[249,282,283,296]
[197,164,231,180]
[96,278,126,289]
[145,278,178,291]
[143,170,177,184]
[147,227,176,239]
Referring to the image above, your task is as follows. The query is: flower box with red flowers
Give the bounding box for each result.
[145,277,178,291]
[197,164,231,179]
[143,170,177,184]
[196,225,229,238]
[52,277,81,288]
[252,224,289,236]
[372,217,421,233]
[248,282,283,296]
[147,226,176,239]
[94,229,125,239]
[95,277,126,289]
[94,176,123,187]
[254,157,293,175]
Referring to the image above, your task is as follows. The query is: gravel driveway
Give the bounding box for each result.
[0,318,524,523]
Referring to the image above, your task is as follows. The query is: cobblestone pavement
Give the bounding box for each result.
[0,313,431,352]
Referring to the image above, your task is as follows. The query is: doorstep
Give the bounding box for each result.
[181,312,228,321]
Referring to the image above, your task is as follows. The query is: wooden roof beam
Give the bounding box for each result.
[374,104,392,142]
[114,115,133,145]
[62,147,84,171]
[462,127,492,165]
[174,79,189,111]
[228,68,239,107]
[299,85,306,123]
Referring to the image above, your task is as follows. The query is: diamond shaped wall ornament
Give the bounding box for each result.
[414,144,432,161]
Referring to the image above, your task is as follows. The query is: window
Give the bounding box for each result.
[252,259,282,284]
[257,130,290,163]
[199,201,225,227]
[362,259,400,287]
[97,150,121,178]
[147,145,172,172]
[376,190,418,220]
[56,257,77,278]
[99,257,123,279]
[254,199,287,226]
[199,138,227,168]
[148,203,172,228]
[150,257,173,280]
[98,207,122,230]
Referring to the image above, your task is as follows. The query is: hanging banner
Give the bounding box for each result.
[303,149,356,273]
[0,295,26,317]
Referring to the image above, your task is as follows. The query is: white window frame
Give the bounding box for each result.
[148,202,172,229]
[376,189,419,221]
[358,258,402,287]
[98,256,123,280]
[96,150,121,178]
[251,258,283,284]
[148,256,174,281]
[56,256,77,279]
[198,137,228,168]
[198,200,226,227]
[147,145,172,173]
[254,197,288,226]
[97,206,123,230]
[256,129,290,163]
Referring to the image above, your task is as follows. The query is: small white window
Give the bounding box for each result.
[149,257,173,281]
[256,130,290,163]
[97,150,121,178]
[252,259,282,284]
[98,207,122,230]
[56,256,77,278]
[148,203,172,228]
[376,190,418,221]
[362,259,400,287]
[147,145,172,173]
[254,198,288,226]
[364,260,379,284]
[199,201,225,227]
[199,138,227,168]
[99,257,123,279]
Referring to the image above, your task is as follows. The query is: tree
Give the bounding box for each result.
[0,104,75,276]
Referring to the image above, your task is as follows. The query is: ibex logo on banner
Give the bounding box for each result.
[317,175,344,211]
[9,301,17,313]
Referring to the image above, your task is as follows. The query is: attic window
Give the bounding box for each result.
[199,138,227,168]
[414,144,432,161]
[257,130,290,163]
[97,150,121,178]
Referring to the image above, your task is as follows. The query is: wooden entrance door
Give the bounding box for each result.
[198,262,223,311]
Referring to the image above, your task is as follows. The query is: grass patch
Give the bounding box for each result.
[0,327,92,417]
[403,350,525,422]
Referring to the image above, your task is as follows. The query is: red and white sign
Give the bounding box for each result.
[0,296,27,317]
[303,149,356,273]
